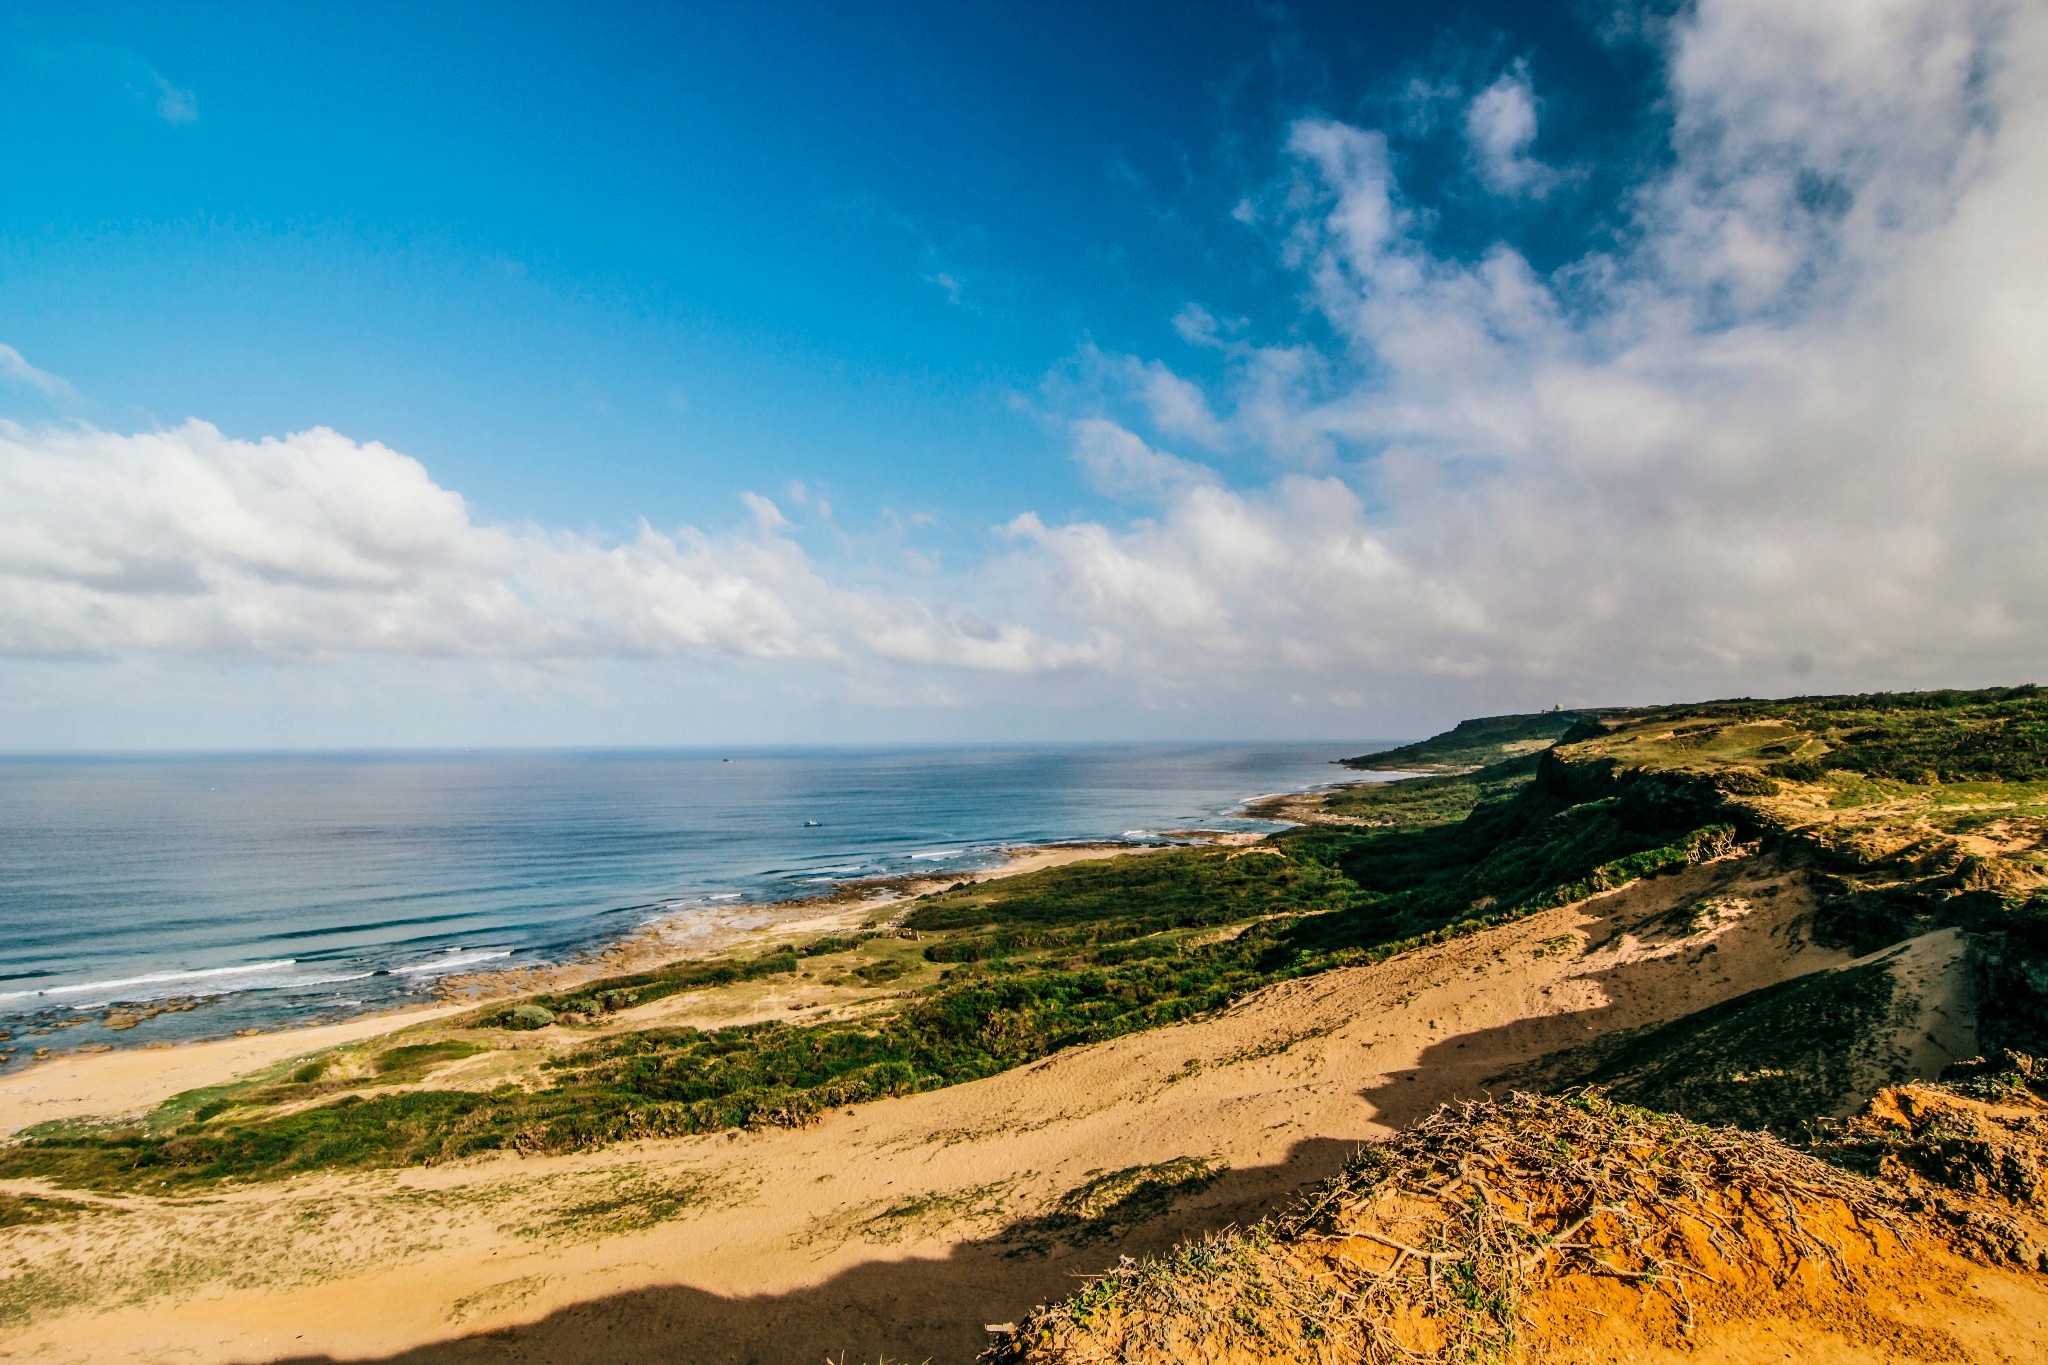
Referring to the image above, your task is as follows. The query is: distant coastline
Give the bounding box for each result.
[0,835,1217,1138]
[1,743,1373,1079]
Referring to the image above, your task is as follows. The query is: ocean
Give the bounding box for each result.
[0,743,1384,1067]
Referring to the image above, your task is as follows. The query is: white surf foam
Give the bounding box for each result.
[0,958,303,1007]
[392,948,513,977]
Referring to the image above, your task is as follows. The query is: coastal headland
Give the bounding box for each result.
[5,687,2048,1362]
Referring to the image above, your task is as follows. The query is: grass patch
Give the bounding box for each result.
[507,1172,715,1242]
[0,1190,102,1228]
[373,1039,485,1077]
[849,1179,1018,1241]
[0,1264,91,1329]
[1532,958,1918,1132]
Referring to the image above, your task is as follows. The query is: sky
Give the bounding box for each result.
[1,0,2044,749]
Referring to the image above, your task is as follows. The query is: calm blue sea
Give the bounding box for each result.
[0,743,1385,1066]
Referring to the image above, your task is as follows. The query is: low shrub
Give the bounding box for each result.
[503,1005,555,1031]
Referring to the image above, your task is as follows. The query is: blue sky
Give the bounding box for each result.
[2,2,1654,532]
[2,1,2043,748]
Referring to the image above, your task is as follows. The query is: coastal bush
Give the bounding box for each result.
[1313,753,1540,828]
[1714,767,1779,796]
[1809,688,2048,783]
[502,1005,556,1031]
[852,957,911,985]
[1274,766,1738,963]
[1808,881,1939,956]
[1339,709,1601,771]
[1959,891,2048,1057]
[501,946,806,1023]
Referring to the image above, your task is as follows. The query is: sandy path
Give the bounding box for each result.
[0,842,1170,1141]
[1,853,1924,1365]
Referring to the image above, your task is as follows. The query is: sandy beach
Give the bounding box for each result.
[0,838,1182,1141]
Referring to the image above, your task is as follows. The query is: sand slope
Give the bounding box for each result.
[0,854,1965,1363]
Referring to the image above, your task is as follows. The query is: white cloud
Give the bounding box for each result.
[153,72,197,125]
[997,0,2048,709]
[1465,67,1554,197]
[0,419,1077,676]
[1070,418,1218,500]
[1172,304,1224,347]
[0,345,77,403]
[17,43,199,127]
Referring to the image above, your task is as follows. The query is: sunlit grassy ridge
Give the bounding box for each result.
[7,684,2046,1191]
[1340,709,1609,772]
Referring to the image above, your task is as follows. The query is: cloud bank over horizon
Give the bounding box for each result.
[6,0,2046,742]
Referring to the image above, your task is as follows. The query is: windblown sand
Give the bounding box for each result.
[0,854,2017,1363]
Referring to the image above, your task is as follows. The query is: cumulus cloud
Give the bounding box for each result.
[1464,67,1554,197]
[1004,0,2048,707]
[0,419,1074,675]
[1069,418,1219,500]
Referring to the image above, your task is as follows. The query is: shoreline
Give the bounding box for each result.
[0,834,1251,1139]
[427,833,1273,1002]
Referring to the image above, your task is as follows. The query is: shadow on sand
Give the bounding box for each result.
[259,1136,1360,1365]
[264,860,1820,1365]
[1353,855,1833,1118]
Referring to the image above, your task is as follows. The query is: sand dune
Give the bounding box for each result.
[3,851,1931,1364]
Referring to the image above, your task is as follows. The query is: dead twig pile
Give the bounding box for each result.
[988,1091,1911,1364]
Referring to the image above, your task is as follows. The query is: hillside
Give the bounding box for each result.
[996,684,2048,1362]
[3,685,2046,1360]
[1339,708,1608,773]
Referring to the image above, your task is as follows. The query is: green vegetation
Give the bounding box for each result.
[1315,752,1541,825]
[0,1191,101,1228]
[1275,765,1734,962]
[1340,708,1603,772]
[7,684,2047,1193]
[1538,958,1917,1132]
